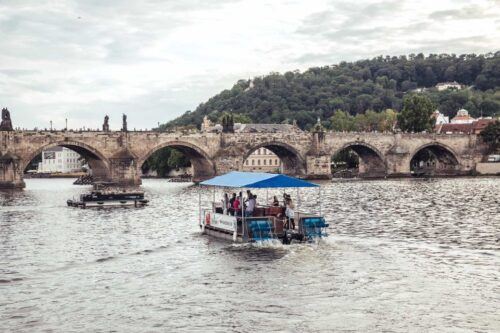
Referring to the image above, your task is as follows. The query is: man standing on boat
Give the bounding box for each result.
[245,194,256,217]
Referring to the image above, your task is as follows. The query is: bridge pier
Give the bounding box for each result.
[109,149,141,186]
[0,153,25,189]
[305,155,331,179]
[358,157,387,178]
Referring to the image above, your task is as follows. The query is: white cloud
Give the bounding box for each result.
[0,0,498,129]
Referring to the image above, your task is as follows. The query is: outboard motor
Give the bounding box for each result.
[282,229,304,244]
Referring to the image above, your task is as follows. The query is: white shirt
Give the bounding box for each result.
[246,198,256,213]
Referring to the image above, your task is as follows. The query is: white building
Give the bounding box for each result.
[436,81,462,91]
[243,148,282,173]
[450,109,475,124]
[37,147,83,173]
[432,110,449,125]
[201,116,213,132]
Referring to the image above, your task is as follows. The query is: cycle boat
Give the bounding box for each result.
[198,171,328,244]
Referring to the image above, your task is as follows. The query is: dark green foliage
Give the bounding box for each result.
[332,149,359,170]
[164,52,500,130]
[220,112,235,133]
[425,89,500,117]
[142,147,191,177]
[219,113,251,124]
[480,121,500,150]
[329,109,397,132]
[398,95,435,132]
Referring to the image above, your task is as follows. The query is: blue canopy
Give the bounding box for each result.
[200,171,319,188]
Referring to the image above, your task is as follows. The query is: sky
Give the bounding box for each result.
[0,0,499,130]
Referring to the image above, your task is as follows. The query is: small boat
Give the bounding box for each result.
[198,171,329,244]
[67,182,148,209]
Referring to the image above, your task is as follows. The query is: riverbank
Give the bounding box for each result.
[24,172,87,179]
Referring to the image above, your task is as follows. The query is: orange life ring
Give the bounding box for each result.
[205,213,211,225]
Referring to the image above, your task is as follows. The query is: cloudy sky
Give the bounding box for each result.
[1,0,499,130]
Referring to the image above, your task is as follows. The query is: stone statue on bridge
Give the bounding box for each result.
[0,107,13,131]
[102,115,110,132]
[122,114,127,132]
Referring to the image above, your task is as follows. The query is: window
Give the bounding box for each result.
[246,160,249,165]
[44,152,55,159]
[257,160,260,166]
[275,159,278,165]
[263,159,266,165]
[252,160,255,166]
[269,159,272,165]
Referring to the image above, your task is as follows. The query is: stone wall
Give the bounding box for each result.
[475,163,500,175]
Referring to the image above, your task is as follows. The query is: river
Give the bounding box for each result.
[1,178,499,332]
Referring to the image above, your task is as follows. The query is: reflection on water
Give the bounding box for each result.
[0,178,499,332]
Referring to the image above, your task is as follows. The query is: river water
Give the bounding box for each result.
[1,178,499,332]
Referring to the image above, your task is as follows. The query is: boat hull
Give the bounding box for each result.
[201,211,328,244]
[67,199,148,209]
[203,225,245,242]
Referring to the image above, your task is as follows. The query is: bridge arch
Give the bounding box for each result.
[410,142,460,176]
[331,141,387,178]
[22,141,111,180]
[243,141,306,176]
[138,141,216,181]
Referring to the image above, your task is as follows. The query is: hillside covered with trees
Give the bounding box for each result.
[164,52,500,131]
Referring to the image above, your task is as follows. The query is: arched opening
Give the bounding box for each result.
[331,143,386,178]
[410,144,459,176]
[243,143,305,176]
[22,142,110,181]
[140,142,215,182]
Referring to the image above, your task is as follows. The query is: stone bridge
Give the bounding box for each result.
[0,128,490,188]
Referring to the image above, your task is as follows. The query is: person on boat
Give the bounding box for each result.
[245,194,256,217]
[233,195,241,216]
[222,193,230,215]
[285,196,295,229]
[283,192,289,205]
[229,193,236,215]
[272,196,279,206]
[245,190,253,203]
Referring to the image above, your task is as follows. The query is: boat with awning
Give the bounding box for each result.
[199,171,329,244]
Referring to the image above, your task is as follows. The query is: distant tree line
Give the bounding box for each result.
[162,52,500,131]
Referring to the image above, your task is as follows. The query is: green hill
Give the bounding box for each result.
[163,52,500,130]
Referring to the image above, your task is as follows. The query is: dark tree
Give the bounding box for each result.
[480,121,500,151]
[397,95,435,132]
